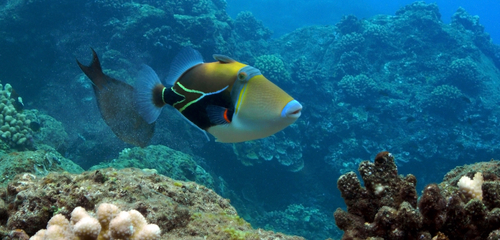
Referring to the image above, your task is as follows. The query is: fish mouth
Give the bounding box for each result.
[281,100,302,119]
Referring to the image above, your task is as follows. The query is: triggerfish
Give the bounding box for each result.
[135,47,302,143]
[76,48,301,146]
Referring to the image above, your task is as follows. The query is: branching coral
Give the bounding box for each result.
[334,151,500,239]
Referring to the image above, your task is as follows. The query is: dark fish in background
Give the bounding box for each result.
[76,49,154,147]
[29,121,41,132]
[10,89,24,112]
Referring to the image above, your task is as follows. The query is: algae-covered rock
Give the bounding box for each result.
[1,168,305,240]
[0,147,83,187]
[90,145,215,189]
[25,109,69,153]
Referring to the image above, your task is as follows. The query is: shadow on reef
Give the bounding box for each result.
[335,151,500,239]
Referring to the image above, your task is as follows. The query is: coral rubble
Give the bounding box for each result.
[334,151,500,239]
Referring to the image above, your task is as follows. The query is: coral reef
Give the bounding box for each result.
[448,57,482,93]
[257,204,336,240]
[0,83,33,150]
[337,74,377,100]
[334,151,500,239]
[425,84,465,113]
[233,11,273,41]
[1,0,500,239]
[0,168,304,240]
[271,0,500,178]
[90,145,216,190]
[232,132,304,172]
[26,109,69,154]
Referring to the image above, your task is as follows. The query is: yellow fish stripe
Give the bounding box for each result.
[170,85,186,108]
[234,83,248,114]
[176,82,205,112]
[161,87,167,104]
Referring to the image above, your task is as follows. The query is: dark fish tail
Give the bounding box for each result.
[76,48,107,90]
[77,49,155,147]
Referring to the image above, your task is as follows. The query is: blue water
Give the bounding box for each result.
[227,0,500,43]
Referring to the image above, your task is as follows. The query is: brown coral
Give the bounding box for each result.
[334,152,500,240]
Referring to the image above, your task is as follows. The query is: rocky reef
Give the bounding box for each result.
[90,145,217,190]
[0,167,304,240]
[334,151,500,239]
[0,148,83,187]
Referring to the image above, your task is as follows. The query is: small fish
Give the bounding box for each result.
[77,49,155,147]
[135,47,302,143]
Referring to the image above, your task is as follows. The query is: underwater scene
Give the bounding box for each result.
[0,0,500,239]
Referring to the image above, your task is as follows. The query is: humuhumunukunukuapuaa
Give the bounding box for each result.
[77,48,302,146]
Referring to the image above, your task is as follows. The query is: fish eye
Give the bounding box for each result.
[238,72,247,81]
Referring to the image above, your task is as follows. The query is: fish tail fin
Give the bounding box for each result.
[77,49,155,147]
[135,64,165,124]
[76,48,107,89]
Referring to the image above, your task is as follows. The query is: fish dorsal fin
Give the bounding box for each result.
[165,47,204,86]
[213,54,235,63]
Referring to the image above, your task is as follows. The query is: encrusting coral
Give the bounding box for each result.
[30,203,161,240]
[334,151,500,239]
[253,54,291,83]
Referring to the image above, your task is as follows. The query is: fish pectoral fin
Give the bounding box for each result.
[206,105,233,125]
